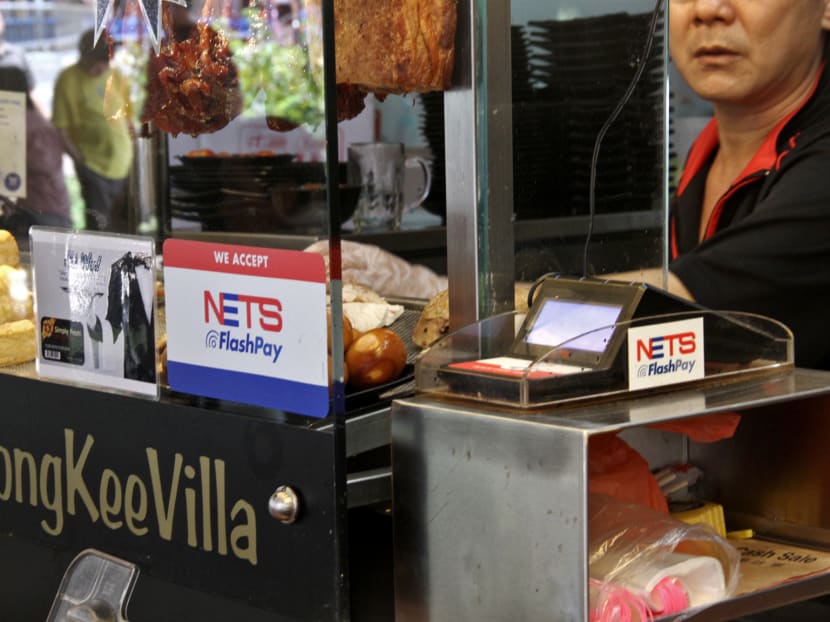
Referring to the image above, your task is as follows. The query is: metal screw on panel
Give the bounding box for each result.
[269,485,300,524]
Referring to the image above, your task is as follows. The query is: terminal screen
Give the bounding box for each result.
[525,299,624,353]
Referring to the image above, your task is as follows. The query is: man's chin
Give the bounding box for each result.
[682,77,748,107]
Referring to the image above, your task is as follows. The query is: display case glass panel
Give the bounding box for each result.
[509,0,667,281]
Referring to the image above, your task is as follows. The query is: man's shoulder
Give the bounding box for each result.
[54,63,76,80]
[53,64,85,89]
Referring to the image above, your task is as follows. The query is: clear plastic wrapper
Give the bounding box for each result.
[304,240,448,299]
[589,494,741,618]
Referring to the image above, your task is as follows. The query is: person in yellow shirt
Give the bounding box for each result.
[52,29,134,232]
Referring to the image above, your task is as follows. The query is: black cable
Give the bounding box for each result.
[582,0,665,276]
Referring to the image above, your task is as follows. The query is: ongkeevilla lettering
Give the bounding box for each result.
[0,428,257,565]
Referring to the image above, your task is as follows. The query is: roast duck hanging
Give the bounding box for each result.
[142,4,242,136]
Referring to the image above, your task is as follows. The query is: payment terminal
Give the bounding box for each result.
[437,276,706,404]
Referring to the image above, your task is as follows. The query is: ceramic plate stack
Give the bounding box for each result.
[511,23,565,220]
[168,154,297,231]
[524,11,665,217]
[168,164,224,230]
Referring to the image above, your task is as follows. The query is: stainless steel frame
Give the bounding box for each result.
[445,0,516,331]
[392,369,830,620]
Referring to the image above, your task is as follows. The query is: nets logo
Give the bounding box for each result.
[635,331,696,361]
[203,291,282,332]
[635,331,698,377]
[202,291,284,364]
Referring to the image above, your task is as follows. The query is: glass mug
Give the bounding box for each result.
[347,142,432,232]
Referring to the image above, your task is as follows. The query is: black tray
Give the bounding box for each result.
[344,364,415,412]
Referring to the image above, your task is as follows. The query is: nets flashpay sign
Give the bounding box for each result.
[163,240,329,417]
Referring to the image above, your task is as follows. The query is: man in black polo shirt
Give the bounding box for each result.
[616,0,830,370]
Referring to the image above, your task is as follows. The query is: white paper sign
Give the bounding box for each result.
[30,228,158,397]
[627,317,705,391]
[162,239,329,417]
[0,89,26,199]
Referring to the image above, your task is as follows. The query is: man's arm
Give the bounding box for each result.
[605,268,695,301]
[56,128,84,166]
[50,73,84,166]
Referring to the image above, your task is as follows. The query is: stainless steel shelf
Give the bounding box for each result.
[391,368,830,621]
[664,571,830,621]
[407,367,830,435]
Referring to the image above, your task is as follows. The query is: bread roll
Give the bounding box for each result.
[412,288,449,349]
[0,319,36,367]
[328,353,351,388]
[351,323,362,345]
[413,283,533,349]
[0,230,20,266]
[327,310,355,352]
[346,328,407,389]
[0,265,33,324]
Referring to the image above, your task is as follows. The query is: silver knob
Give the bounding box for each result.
[269,485,300,524]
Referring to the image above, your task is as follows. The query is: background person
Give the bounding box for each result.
[0,11,35,92]
[0,66,72,246]
[52,29,134,232]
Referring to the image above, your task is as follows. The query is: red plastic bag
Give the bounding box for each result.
[589,434,668,514]
[648,412,741,442]
[589,412,741,513]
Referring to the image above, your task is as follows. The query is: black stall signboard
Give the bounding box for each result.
[0,372,341,620]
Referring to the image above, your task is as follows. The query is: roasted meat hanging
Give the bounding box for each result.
[142,10,242,137]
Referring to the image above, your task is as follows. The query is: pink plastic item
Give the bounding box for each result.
[590,578,654,622]
[649,577,689,615]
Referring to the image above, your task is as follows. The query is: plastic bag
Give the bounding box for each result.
[648,412,741,442]
[589,494,740,618]
[304,240,448,299]
[589,411,742,515]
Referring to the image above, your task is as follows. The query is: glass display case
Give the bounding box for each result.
[5,0,829,620]
[442,0,668,331]
[0,0,672,618]
[0,0,388,619]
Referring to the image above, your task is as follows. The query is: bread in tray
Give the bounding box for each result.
[346,328,408,389]
[413,283,532,349]
[329,283,412,390]
[0,230,19,267]
[0,230,36,367]
[0,319,36,367]
[0,259,33,326]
